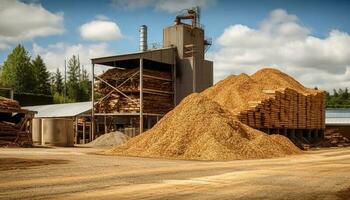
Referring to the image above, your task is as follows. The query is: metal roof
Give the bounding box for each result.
[326,108,350,125]
[91,47,176,67]
[24,101,91,118]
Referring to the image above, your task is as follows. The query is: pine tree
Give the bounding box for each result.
[53,68,64,94]
[79,66,91,101]
[0,44,35,93]
[32,55,51,94]
[66,55,80,101]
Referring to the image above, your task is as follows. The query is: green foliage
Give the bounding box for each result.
[1,45,90,104]
[66,55,90,102]
[52,92,74,104]
[32,55,51,94]
[0,44,35,93]
[51,68,64,95]
[326,88,350,108]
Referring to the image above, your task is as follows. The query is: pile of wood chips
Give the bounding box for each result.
[106,68,328,160]
[0,97,20,110]
[202,68,325,129]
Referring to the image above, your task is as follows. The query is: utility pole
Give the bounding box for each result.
[64,59,67,103]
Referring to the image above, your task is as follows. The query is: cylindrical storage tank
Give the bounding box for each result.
[32,118,42,145]
[41,118,74,147]
[139,25,147,51]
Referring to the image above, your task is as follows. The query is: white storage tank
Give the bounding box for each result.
[41,118,74,147]
[32,118,42,145]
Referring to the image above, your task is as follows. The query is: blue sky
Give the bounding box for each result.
[0,0,350,91]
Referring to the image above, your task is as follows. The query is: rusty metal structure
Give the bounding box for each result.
[90,8,213,139]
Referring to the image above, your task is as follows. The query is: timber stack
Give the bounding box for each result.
[238,88,325,129]
[95,68,173,114]
[0,97,35,146]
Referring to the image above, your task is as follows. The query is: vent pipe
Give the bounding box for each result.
[139,25,148,52]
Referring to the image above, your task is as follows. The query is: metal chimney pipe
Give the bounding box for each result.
[139,25,148,52]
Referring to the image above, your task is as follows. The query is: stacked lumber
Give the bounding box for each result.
[95,68,173,114]
[237,88,325,129]
[0,97,20,110]
[0,121,17,141]
[0,97,33,146]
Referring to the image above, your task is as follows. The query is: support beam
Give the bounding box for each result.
[139,58,144,134]
[91,64,95,141]
[83,122,86,144]
[95,75,138,104]
[104,115,107,134]
[173,53,177,106]
[75,116,78,144]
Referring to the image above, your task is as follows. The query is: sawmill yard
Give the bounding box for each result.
[0,147,349,200]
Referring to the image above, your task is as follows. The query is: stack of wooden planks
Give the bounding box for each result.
[95,68,173,114]
[0,121,17,141]
[237,88,325,129]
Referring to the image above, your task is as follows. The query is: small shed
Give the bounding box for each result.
[326,108,350,139]
[25,102,92,145]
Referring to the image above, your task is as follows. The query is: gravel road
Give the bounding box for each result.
[0,147,349,200]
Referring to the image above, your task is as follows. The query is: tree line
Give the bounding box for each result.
[0,44,91,103]
[325,89,350,108]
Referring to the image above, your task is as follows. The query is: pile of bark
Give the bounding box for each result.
[95,68,173,114]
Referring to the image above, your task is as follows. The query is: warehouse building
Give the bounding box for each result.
[326,108,350,139]
[90,8,213,138]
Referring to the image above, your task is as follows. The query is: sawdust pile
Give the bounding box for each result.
[107,93,300,160]
[85,131,129,147]
[202,68,321,115]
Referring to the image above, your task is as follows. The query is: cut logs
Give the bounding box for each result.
[95,68,173,114]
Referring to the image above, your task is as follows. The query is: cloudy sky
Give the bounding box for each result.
[0,0,349,92]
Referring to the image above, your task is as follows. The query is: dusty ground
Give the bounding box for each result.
[0,147,349,200]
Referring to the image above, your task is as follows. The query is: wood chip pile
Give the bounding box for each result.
[95,68,173,114]
[202,68,325,130]
[106,68,326,160]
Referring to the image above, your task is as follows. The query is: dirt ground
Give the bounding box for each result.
[0,147,349,200]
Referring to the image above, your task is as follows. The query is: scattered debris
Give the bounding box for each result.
[318,129,350,147]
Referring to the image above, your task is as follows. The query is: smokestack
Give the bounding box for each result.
[139,25,147,51]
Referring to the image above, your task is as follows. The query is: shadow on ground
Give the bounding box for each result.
[0,158,69,171]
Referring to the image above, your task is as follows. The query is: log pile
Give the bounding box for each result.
[95,68,173,114]
[0,97,33,146]
[237,88,325,129]
[0,97,20,110]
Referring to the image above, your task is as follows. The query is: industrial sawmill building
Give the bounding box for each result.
[90,9,213,138]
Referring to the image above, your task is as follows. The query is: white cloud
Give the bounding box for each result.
[209,9,350,91]
[0,0,64,49]
[32,42,114,76]
[80,19,123,41]
[111,0,216,13]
